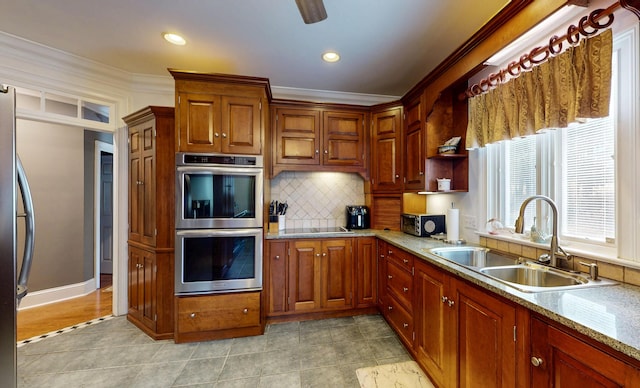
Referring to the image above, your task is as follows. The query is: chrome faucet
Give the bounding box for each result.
[514,195,572,267]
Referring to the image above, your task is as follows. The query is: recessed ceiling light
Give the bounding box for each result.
[163,32,186,46]
[322,51,340,63]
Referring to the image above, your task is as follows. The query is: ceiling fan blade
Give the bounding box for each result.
[295,0,327,24]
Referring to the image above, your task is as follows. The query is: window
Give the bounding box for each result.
[485,24,638,261]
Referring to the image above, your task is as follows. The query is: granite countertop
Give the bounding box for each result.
[267,228,640,362]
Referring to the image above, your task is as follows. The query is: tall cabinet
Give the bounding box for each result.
[125,106,175,340]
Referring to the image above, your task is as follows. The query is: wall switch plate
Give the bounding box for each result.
[464,215,477,229]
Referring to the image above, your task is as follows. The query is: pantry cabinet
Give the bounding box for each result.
[271,105,368,176]
[170,70,270,155]
[370,105,403,192]
[125,106,175,340]
[414,258,519,388]
[530,316,640,387]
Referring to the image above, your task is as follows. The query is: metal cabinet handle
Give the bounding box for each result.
[388,306,393,311]
[531,357,543,367]
[222,133,227,138]
[388,275,393,279]
[403,287,409,292]
[190,313,196,318]
[448,300,455,307]
[442,296,448,303]
[388,250,393,255]
[395,174,400,178]
[315,149,319,154]
[243,308,248,314]
[275,255,280,260]
[419,171,424,175]
[322,253,327,257]
[316,253,321,257]
[324,150,328,154]
[214,133,220,138]
[403,323,409,328]
[403,259,409,264]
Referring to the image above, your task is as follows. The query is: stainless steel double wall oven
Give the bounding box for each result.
[175,153,263,295]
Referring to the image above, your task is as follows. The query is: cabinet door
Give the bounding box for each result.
[275,108,321,166]
[221,95,262,155]
[128,246,156,331]
[454,279,517,388]
[404,97,425,190]
[288,240,322,311]
[320,239,353,309]
[267,241,288,315]
[377,240,388,306]
[414,260,450,388]
[371,108,402,192]
[322,111,365,167]
[355,237,377,308]
[531,317,640,387]
[177,92,222,152]
[128,120,156,246]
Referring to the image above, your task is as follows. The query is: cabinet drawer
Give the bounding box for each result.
[387,246,414,272]
[386,294,414,346]
[386,260,413,311]
[177,292,260,334]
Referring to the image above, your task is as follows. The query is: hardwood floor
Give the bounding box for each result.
[17,275,114,341]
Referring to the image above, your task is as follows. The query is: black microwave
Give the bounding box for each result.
[401,213,446,237]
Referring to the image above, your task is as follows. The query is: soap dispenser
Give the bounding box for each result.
[530,217,543,243]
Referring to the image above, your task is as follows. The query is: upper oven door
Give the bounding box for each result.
[176,165,263,229]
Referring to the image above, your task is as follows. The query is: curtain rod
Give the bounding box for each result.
[462,0,640,99]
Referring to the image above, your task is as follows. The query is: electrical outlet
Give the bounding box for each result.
[464,215,477,229]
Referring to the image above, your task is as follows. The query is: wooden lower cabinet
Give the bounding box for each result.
[174,292,262,343]
[413,254,519,388]
[380,244,415,348]
[530,316,640,387]
[127,244,174,340]
[355,237,377,308]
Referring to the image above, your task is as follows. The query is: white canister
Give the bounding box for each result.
[437,178,451,191]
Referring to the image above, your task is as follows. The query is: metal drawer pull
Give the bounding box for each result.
[531,357,543,367]
[243,308,248,314]
[388,306,393,311]
[447,300,455,307]
[403,259,409,264]
[403,287,409,292]
[403,323,409,328]
[190,313,196,318]
[388,275,393,279]
[442,296,448,303]
[275,255,280,260]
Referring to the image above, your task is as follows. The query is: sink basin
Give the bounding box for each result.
[429,246,517,268]
[479,262,616,292]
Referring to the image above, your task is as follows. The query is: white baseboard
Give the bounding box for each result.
[18,278,96,310]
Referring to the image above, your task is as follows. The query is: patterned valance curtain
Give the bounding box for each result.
[466,29,613,149]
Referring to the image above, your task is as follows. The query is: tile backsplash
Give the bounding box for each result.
[270,171,365,229]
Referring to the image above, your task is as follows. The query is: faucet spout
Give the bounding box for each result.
[514,195,569,267]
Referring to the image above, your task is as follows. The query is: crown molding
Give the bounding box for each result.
[271,85,399,106]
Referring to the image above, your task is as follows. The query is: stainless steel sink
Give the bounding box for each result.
[479,262,617,292]
[427,246,617,292]
[429,246,517,268]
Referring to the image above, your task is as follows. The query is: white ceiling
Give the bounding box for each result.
[0,0,510,99]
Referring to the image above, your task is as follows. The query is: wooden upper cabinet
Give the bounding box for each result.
[274,108,321,166]
[404,96,425,190]
[272,104,367,176]
[322,110,365,168]
[170,70,270,155]
[371,106,403,192]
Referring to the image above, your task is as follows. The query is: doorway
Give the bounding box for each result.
[94,141,114,290]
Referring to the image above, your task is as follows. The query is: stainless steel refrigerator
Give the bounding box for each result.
[0,85,35,387]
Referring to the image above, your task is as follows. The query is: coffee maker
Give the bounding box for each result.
[346,205,370,230]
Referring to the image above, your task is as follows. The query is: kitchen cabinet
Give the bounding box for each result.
[124,106,175,339]
[170,70,270,155]
[380,244,415,347]
[271,105,368,176]
[266,240,288,315]
[423,87,468,193]
[414,258,519,388]
[530,316,640,387]
[289,239,353,311]
[174,291,262,343]
[371,105,403,192]
[403,94,426,191]
[355,237,377,308]
[369,193,402,231]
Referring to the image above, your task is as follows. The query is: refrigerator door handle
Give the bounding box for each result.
[16,155,34,303]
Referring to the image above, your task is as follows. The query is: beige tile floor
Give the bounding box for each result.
[18,314,412,387]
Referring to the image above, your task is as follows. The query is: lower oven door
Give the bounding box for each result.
[175,228,263,295]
